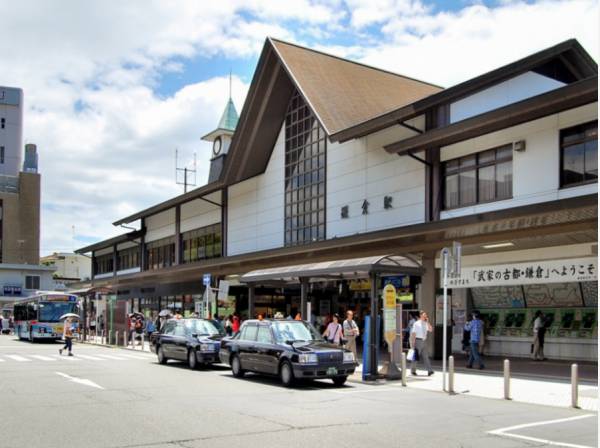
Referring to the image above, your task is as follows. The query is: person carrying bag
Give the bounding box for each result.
[323,313,343,345]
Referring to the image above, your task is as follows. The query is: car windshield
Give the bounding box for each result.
[184,319,224,336]
[272,321,322,343]
[38,302,78,322]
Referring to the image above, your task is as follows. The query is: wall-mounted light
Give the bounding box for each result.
[513,140,526,152]
[482,242,515,249]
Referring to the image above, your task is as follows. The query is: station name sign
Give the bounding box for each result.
[447,257,597,288]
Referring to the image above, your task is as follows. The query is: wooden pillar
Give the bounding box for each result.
[248,283,255,319]
[175,205,181,265]
[420,251,437,355]
[300,278,308,319]
[368,270,379,378]
[140,218,146,271]
[221,188,228,257]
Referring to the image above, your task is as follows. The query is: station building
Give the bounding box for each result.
[77,38,598,361]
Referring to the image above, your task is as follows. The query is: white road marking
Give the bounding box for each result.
[55,372,104,390]
[96,354,127,360]
[76,354,106,361]
[5,355,30,362]
[488,414,596,448]
[0,357,4,362]
[53,355,80,361]
[118,354,151,360]
[30,355,56,361]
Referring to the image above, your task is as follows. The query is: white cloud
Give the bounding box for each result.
[0,0,596,256]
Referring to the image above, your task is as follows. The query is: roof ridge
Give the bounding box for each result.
[267,36,444,90]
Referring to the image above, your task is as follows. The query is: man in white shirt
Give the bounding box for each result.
[532,311,546,361]
[410,310,434,376]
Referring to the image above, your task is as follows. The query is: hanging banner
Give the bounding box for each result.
[447,257,597,288]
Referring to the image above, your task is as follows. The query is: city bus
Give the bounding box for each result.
[13,292,80,342]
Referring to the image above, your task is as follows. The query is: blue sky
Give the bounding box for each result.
[0,0,597,255]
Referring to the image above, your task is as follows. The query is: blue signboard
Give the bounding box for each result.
[382,276,409,289]
[203,274,211,286]
[3,285,22,296]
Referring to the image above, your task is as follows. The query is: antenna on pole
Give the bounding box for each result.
[175,148,197,193]
[229,69,232,99]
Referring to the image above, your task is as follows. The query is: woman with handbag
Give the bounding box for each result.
[323,313,343,345]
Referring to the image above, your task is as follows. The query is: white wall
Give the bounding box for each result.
[227,126,285,256]
[327,121,426,238]
[145,208,176,242]
[441,103,598,220]
[450,71,565,123]
[180,192,221,233]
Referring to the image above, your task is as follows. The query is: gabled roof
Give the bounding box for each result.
[269,38,442,135]
[334,39,598,142]
[222,37,441,184]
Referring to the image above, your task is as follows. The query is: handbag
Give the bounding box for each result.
[407,349,416,362]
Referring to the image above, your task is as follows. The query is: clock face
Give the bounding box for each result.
[212,136,222,156]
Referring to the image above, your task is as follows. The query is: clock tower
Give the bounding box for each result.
[201,96,239,183]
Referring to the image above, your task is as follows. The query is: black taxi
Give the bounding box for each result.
[219,319,356,387]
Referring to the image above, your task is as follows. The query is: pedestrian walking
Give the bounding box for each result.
[224,315,233,336]
[464,311,485,369]
[59,318,75,356]
[342,310,359,361]
[409,310,434,376]
[232,314,240,334]
[532,311,547,361]
[323,313,343,345]
[462,314,472,353]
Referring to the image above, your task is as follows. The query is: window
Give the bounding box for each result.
[256,326,273,344]
[1,118,4,129]
[163,321,176,335]
[181,223,222,264]
[25,275,40,290]
[94,253,114,275]
[443,144,513,209]
[145,236,175,270]
[560,121,598,187]
[284,90,326,246]
[1,146,4,164]
[240,324,258,341]
[117,246,139,271]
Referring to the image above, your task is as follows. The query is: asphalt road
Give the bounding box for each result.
[0,336,597,448]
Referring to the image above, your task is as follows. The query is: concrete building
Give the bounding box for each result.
[78,39,597,362]
[1,85,53,308]
[40,252,92,284]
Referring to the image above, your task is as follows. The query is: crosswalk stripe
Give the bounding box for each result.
[30,355,56,361]
[119,354,151,360]
[96,354,127,360]
[0,357,5,362]
[6,355,30,362]
[53,355,80,361]
[77,354,106,361]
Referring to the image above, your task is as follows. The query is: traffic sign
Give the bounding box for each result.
[203,273,211,286]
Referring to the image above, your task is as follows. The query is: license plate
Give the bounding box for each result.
[326,367,338,375]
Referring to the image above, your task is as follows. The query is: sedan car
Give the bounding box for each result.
[151,318,224,369]
[220,319,356,387]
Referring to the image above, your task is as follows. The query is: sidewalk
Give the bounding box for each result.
[351,360,598,412]
[82,334,152,352]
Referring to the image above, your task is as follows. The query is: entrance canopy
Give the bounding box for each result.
[240,255,423,284]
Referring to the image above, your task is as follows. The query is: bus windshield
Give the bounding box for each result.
[38,302,77,322]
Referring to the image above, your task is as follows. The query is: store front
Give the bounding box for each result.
[447,255,597,361]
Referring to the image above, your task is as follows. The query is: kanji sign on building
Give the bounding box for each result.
[446,257,597,288]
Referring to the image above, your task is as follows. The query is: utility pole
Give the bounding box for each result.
[175,149,197,193]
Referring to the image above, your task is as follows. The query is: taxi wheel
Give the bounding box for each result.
[231,354,245,378]
[157,346,167,365]
[280,360,295,387]
[332,376,348,387]
[188,349,198,370]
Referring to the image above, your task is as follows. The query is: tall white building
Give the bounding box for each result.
[0,86,24,177]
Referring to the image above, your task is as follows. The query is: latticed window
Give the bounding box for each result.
[284,91,326,246]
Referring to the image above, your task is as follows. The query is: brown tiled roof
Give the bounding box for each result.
[270,38,442,135]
